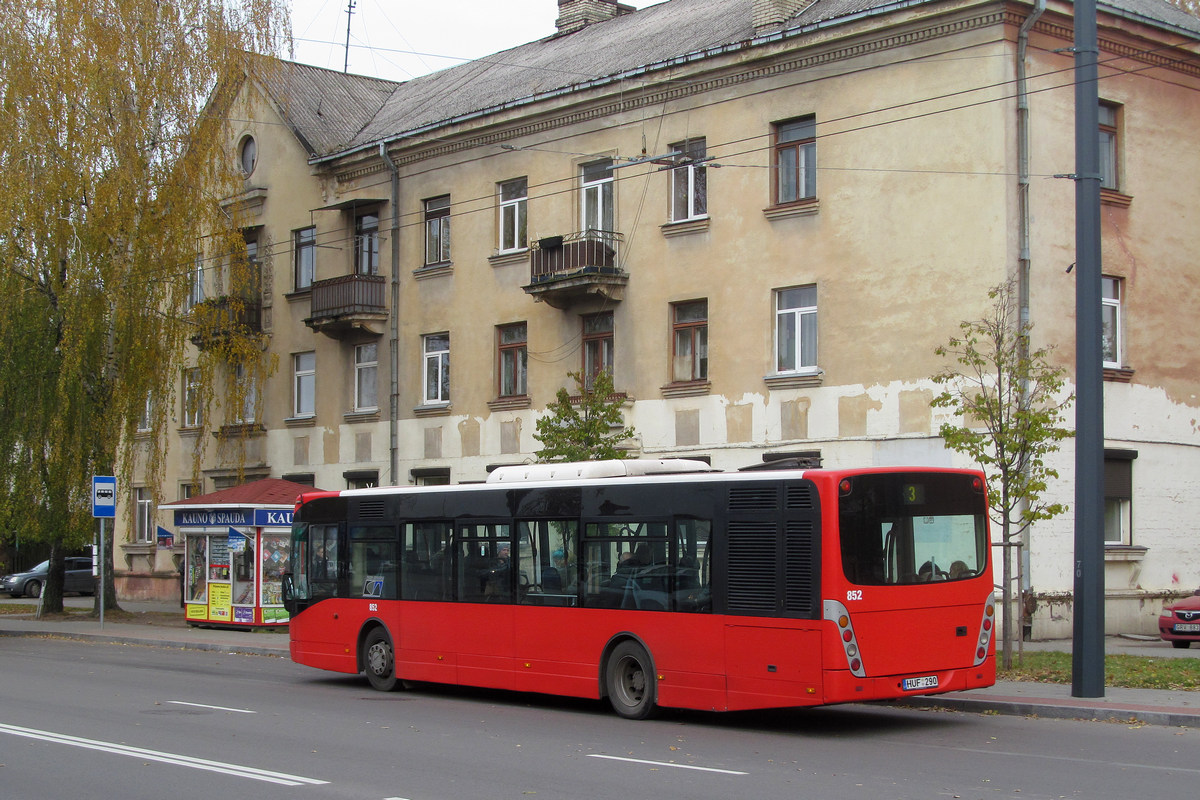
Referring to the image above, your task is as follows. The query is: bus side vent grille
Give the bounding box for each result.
[784,520,816,614]
[727,521,777,612]
[357,499,387,520]
[728,487,778,511]
[785,484,815,510]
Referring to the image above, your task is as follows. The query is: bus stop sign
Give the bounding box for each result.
[92,476,116,518]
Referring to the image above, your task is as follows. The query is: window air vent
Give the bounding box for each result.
[726,520,778,612]
[728,486,778,511]
[358,499,386,520]
[785,484,815,510]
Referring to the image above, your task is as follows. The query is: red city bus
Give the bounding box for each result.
[282,459,995,718]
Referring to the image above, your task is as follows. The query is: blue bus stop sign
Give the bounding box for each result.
[92,476,117,519]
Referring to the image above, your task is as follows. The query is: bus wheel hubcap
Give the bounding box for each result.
[367,643,390,674]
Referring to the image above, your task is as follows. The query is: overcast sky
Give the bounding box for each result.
[289,0,663,83]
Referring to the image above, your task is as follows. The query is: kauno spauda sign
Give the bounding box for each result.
[173,509,294,527]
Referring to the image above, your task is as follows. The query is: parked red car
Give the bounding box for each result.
[1159,589,1200,649]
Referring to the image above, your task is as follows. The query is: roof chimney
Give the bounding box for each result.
[752,0,816,33]
[555,0,635,35]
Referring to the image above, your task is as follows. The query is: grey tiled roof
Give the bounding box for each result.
[273,0,1199,160]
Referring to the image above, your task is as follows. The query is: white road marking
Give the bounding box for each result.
[167,700,255,714]
[0,723,328,787]
[587,753,748,775]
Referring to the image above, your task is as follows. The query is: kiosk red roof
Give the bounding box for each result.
[161,478,324,508]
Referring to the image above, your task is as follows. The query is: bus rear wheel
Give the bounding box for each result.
[606,640,656,719]
[362,628,399,691]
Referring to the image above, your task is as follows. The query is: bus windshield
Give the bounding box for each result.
[838,472,988,586]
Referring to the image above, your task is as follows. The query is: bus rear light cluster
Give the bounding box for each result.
[974,594,996,665]
[824,600,865,677]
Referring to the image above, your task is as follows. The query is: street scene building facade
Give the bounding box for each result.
[115,0,1200,637]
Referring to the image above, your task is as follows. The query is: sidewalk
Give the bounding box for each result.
[1,604,1196,727]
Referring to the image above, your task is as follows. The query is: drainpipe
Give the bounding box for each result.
[1015,0,1045,643]
[379,141,401,485]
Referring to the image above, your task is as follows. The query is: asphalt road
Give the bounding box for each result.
[1,637,1197,800]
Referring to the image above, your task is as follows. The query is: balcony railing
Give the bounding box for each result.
[189,294,263,349]
[305,273,387,338]
[525,230,628,309]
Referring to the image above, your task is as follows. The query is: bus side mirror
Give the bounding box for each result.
[281,573,295,608]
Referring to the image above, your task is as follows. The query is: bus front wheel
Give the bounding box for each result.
[362,628,399,692]
[605,640,657,719]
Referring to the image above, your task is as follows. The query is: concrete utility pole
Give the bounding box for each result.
[1071,0,1106,698]
[344,0,356,73]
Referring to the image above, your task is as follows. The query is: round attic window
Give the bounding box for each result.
[239,135,257,176]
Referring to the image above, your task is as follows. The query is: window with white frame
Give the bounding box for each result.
[670,138,707,222]
[773,116,817,205]
[187,255,205,309]
[498,323,528,397]
[423,333,450,404]
[775,285,818,373]
[1102,276,1122,368]
[581,159,614,233]
[671,300,708,382]
[1098,101,1121,192]
[293,352,315,418]
[355,342,379,412]
[582,312,614,381]
[233,363,256,424]
[498,178,528,253]
[355,212,379,275]
[134,487,154,543]
[136,394,153,433]
[424,196,451,265]
[294,227,315,290]
[183,368,203,428]
[1104,451,1136,545]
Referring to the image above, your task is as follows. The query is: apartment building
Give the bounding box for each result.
[116,0,1200,637]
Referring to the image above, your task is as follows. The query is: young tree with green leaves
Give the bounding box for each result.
[0,0,287,614]
[932,281,1074,669]
[534,370,637,462]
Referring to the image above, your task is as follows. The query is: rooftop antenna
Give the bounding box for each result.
[344,0,356,73]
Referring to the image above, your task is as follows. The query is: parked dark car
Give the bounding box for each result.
[1,557,95,598]
[1158,589,1200,649]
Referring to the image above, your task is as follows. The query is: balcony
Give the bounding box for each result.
[305,273,387,338]
[523,230,627,309]
[189,294,263,350]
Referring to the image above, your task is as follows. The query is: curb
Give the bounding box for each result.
[0,628,289,659]
[899,694,1200,728]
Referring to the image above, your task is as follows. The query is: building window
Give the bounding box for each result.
[670,138,707,222]
[136,394,153,433]
[773,116,817,205]
[581,159,614,233]
[238,135,257,176]
[411,467,450,486]
[498,323,528,397]
[345,470,379,490]
[1104,451,1136,545]
[1102,276,1123,368]
[776,285,818,373]
[499,178,528,253]
[293,352,316,418]
[294,227,315,291]
[1098,101,1121,192]
[582,312,614,381]
[355,342,379,412]
[424,196,451,265]
[423,333,450,404]
[180,483,197,501]
[134,488,154,544]
[671,300,708,383]
[187,255,205,309]
[233,363,256,424]
[355,212,380,275]
[183,368,203,428]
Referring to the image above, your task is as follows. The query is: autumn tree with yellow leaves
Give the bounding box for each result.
[0,0,288,613]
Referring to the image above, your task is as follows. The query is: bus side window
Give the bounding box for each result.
[517,520,579,607]
[402,521,452,601]
[309,524,340,598]
[673,518,711,613]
